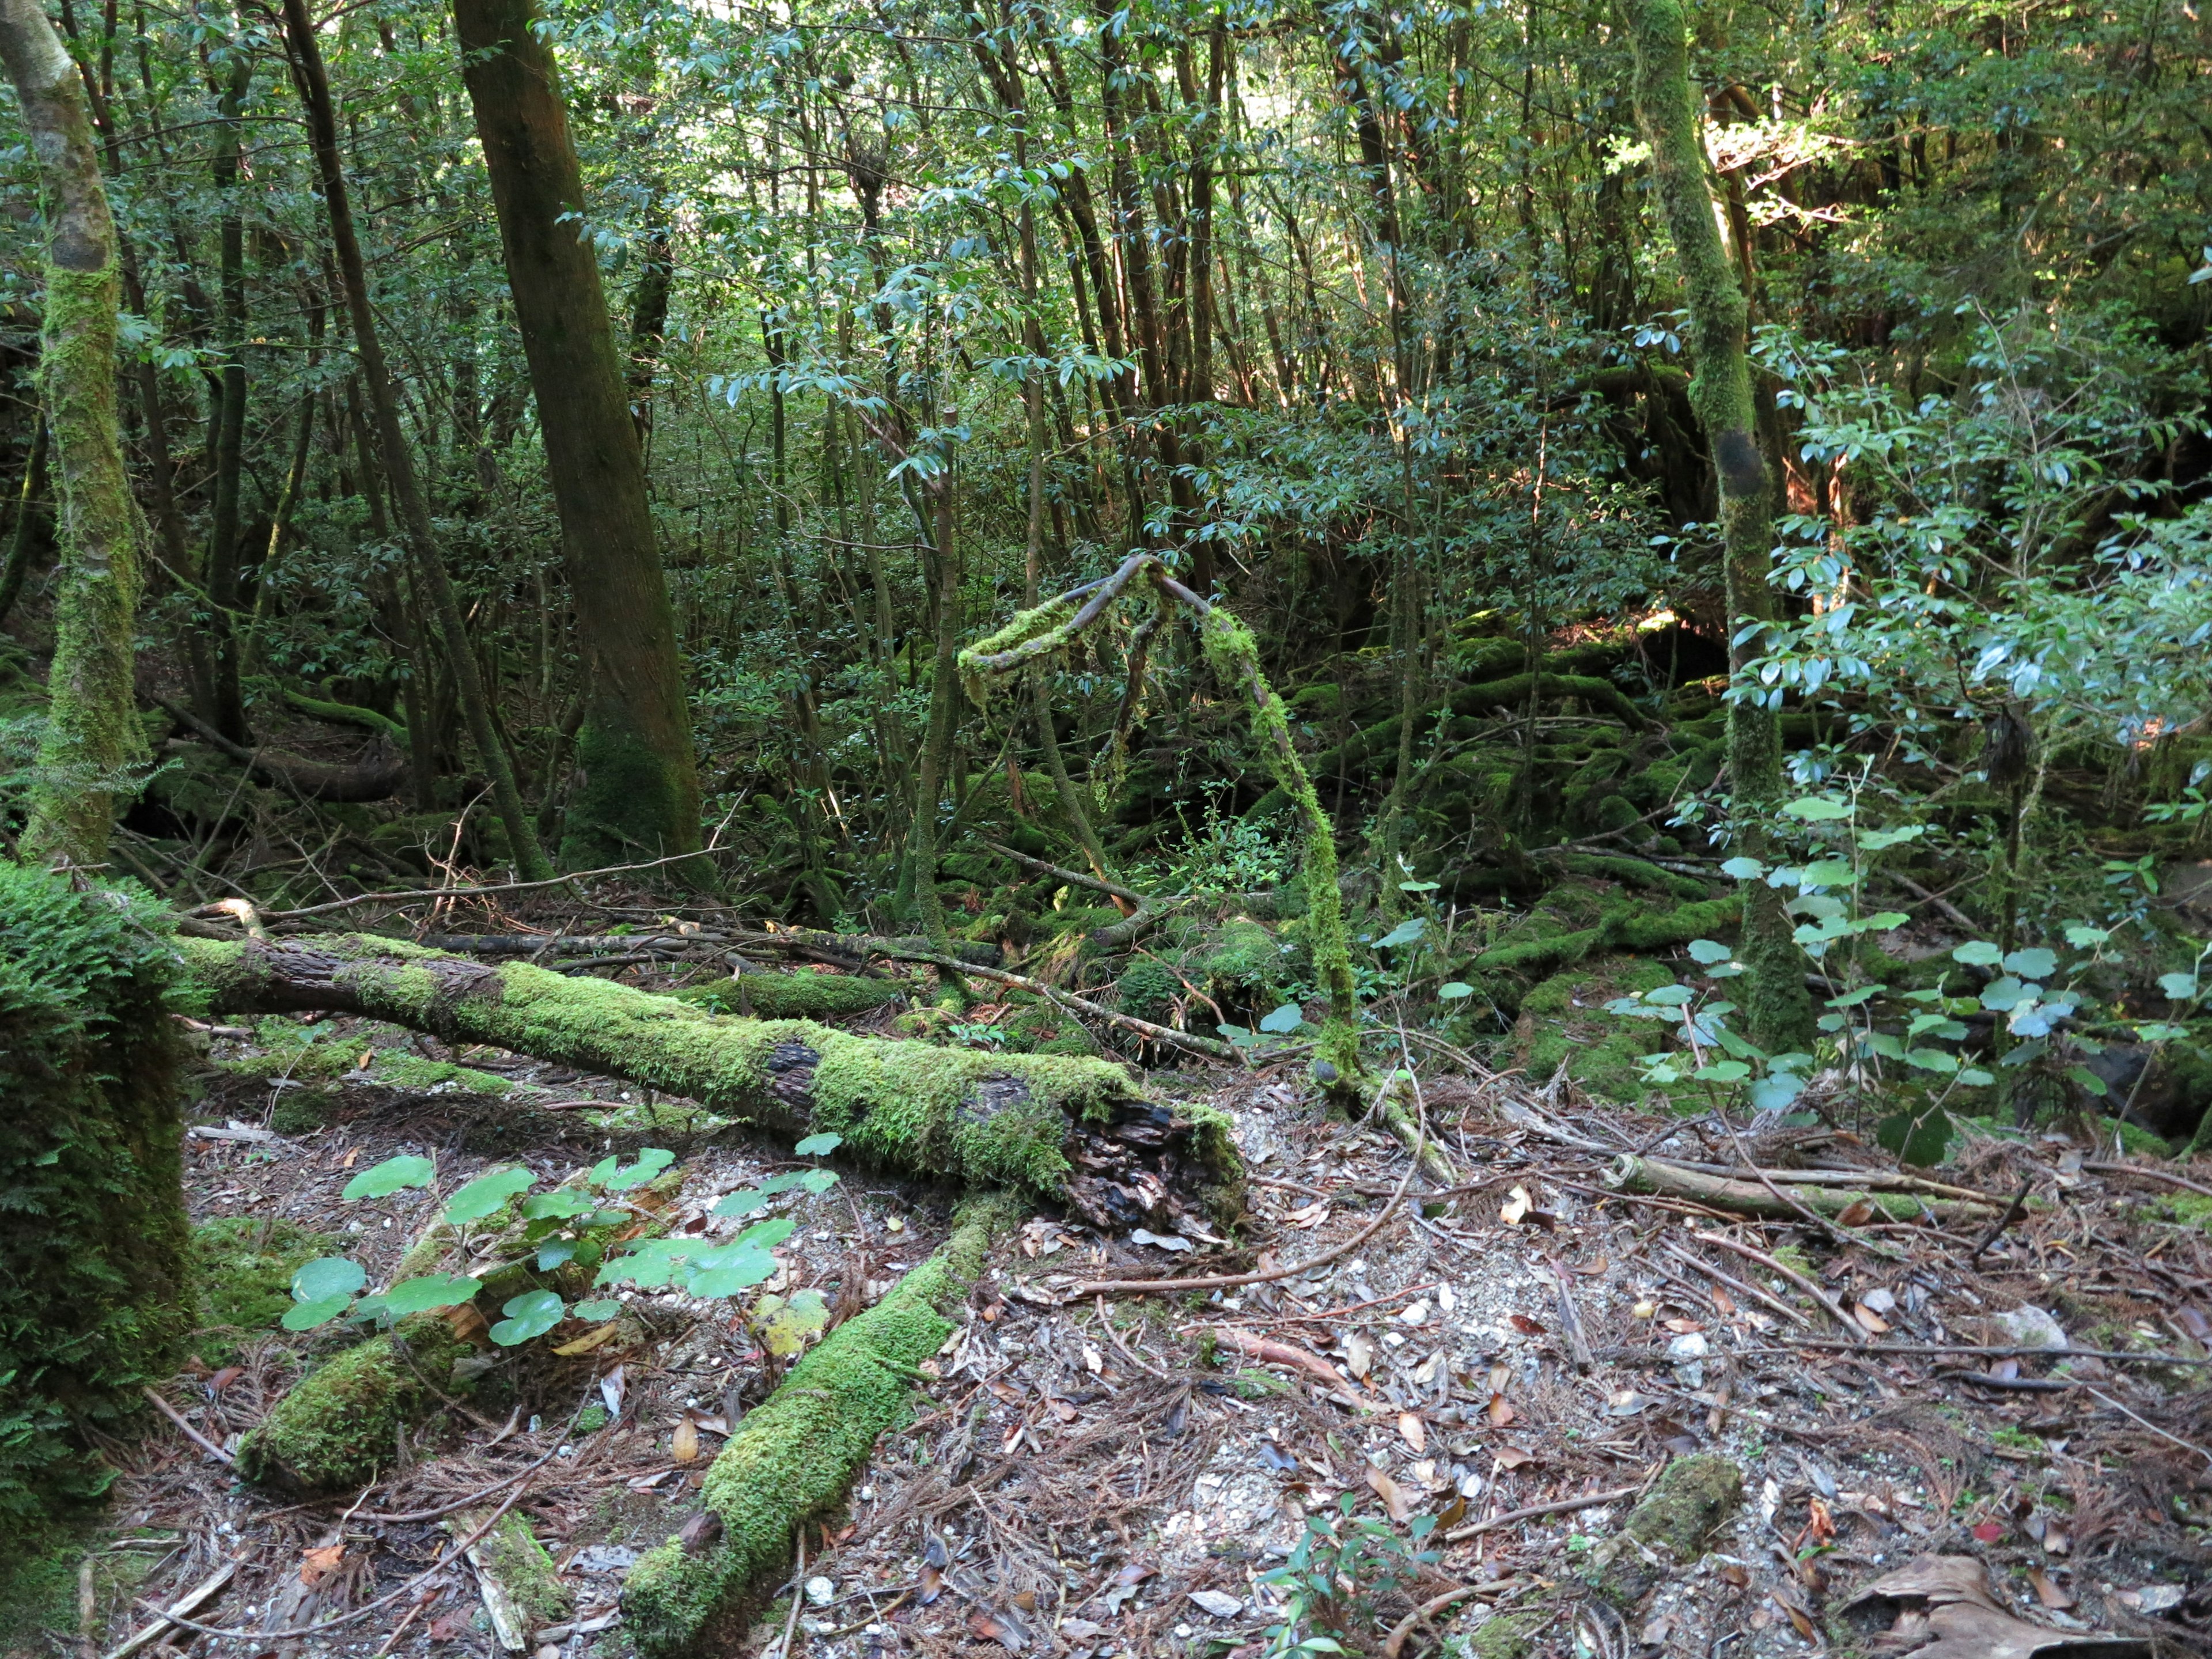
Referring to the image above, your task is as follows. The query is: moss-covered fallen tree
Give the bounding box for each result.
[622,1198,1013,1658]
[175,934,1241,1231]
[1472,895,1740,981]
[235,1311,471,1491]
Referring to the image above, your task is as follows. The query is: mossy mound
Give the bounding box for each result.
[1116,956,1182,1024]
[1581,1453,1743,1608]
[459,1509,573,1630]
[235,1312,472,1492]
[191,1216,336,1365]
[0,868,191,1531]
[1514,957,1679,1103]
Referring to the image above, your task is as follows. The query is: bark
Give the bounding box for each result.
[174,933,1243,1233]
[1606,1154,1998,1224]
[0,410,50,627]
[2,0,148,865]
[1629,0,1811,1051]
[452,0,703,874]
[199,51,251,744]
[279,0,550,878]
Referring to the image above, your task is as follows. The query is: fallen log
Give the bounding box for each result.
[1607,1154,2001,1224]
[173,934,1241,1232]
[157,698,408,803]
[622,1198,1014,1658]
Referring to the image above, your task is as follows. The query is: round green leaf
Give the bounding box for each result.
[591,1148,676,1192]
[1719,856,1767,880]
[2002,948,2057,980]
[1257,1002,1305,1035]
[712,1187,774,1219]
[281,1293,355,1331]
[1685,939,1733,965]
[687,1247,778,1299]
[736,1216,797,1250]
[1952,941,2006,967]
[1437,981,1475,1000]
[342,1154,434,1200]
[443,1166,536,1225]
[793,1132,844,1157]
[521,1190,596,1222]
[1781,796,1854,821]
[291,1256,367,1304]
[799,1169,840,1194]
[571,1298,623,1322]
[488,1290,566,1347]
[381,1274,482,1316]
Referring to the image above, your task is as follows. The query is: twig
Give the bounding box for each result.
[1442,1483,1642,1543]
[1691,1230,1866,1344]
[140,1387,234,1464]
[978,838,1143,906]
[1967,1179,2035,1265]
[1662,1241,1810,1330]
[100,1562,237,1659]
[1071,1068,1427,1297]
[1716,1112,1870,1255]
[2082,1162,2212,1199]
[885,948,1237,1063]
[207,848,728,923]
[767,1531,807,1659]
[1209,1327,1376,1413]
[369,1587,439,1658]
[1381,1586,1484,1659]
[2088,1386,2212,1466]
[1551,1261,1594,1374]
[1762,1339,2212,1367]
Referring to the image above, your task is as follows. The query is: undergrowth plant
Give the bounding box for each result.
[281,1134,846,1347]
[1257,1495,1440,1659]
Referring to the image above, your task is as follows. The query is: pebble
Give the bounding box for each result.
[806,1575,836,1607]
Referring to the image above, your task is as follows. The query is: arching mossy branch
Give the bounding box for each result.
[959,556,1363,1084]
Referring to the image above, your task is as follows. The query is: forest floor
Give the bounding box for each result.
[28,906,2212,1659]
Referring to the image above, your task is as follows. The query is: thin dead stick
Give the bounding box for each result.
[100,1561,237,1659]
[767,1530,808,1659]
[2082,1161,2212,1199]
[342,1439,569,1522]
[370,1587,439,1659]
[1715,1111,1875,1256]
[202,847,728,923]
[1442,1483,1642,1543]
[1967,1179,2035,1265]
[140,1386,234,1464]
[1663,1241,1810,1330]
[1381,1585,1484,1659]
[1692,1230,1866,1344]
[1209,1327,1376,1414]
[1764,1338,2211,1367]
[1071,1070,1427,1297]
[2088,1387,2212,1466]
[978,838,1143,906]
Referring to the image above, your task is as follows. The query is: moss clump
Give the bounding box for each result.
[1115,957,1182,1025]
[235,1313,471,1492]
[675,969,908,1021]
[1474,893,1740,989]
[1582,1453,1742,1608]
[1201,916,1292,1007]
[1442,1610,1544,1659]
[1516,957,1678,1102]
[0,868,191,1530]
[463,1509,573,1629]
[191,1216,334,1365]
[624,1202,1017,1658]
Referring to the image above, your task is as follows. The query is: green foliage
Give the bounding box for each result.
[1257,1492,1442,1659]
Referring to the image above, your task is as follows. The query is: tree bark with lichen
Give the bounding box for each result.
[0,0,147,865]
[173,933,1242,1232]
[1628,0,1811,1052]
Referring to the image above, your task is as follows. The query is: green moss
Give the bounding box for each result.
[466,1509,573,1628]
[1474,895,1740,986]
[1442,1611,1544,1659]
[234,1313,471,1492]
[1517,957,1677,1101]
[623,1198,1017,1658]
[190,1216,334,1366]
[1201,916,1292,1005]
[1582,1453,1741,1608]
[1116,957,1181,1025]
[675,969,908,1021]
[0,869,191,1530]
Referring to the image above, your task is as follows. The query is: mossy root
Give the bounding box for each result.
[622,1199,1015,1658]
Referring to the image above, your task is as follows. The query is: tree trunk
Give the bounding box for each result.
[1628,0,1810,1053]
[199,51,251,744]
[175,933,1243,1232]
[2,0,148,866]
[451,0,703,875]
[278,0,551,879]
[0,411,50,627]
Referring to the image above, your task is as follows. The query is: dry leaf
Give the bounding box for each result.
[1047,1397,1078,1423]
[2029,1568,2075,1609]
[300,1544,344,1586]
[1835,1199,1876,1228]
[1710,1286,1737,1315]
[1493,1445,1535,1469]
[1500,1185,1531,1226]
[550,1321,622,1357]
[1343,1332,1374,1379]
[1397,1411,1426,1453]
[1719,1563,1750,1588]
[1507,1313,1546,1335]
[1365,1465,1414,1521]
[1283,1200,1331,1229]
[1487,1393,1516,1427]
[1853,1302,1892,1335]
[672,1415,700,1463]
[1662,1318,1703,1335]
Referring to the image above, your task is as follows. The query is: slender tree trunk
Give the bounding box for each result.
[451,0,703,874]
[0,412,50,628]
[1630,0,1811,1052]
[279,0,551,878]
[200,51,251,743]
[908,461,960,950]
[1,0,147,864]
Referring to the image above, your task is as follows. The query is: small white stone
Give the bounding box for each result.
[805,1576,836,1607]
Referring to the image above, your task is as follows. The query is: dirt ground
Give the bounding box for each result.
[31,957,2212,1659]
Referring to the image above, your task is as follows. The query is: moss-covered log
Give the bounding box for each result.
[0,867,191,1526]
[175,934,1241,1230]
[1606,1155,2001,1223]
[1471,895,1739,980]
[623,1199,1012,1658]
[234,1311,471,1492]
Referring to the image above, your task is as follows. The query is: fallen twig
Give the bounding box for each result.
[140,1386,234,1464]
[1381,1585,1484,1659]
[1442,1483,1642,1543]
[1691,1230,1866,1343]
[2082,1161,2212,1199]
[1209,1326,1376,1413]
[1967,1179,2035,1265]
[887,946,1238,1063]
[101,1561,237,1659]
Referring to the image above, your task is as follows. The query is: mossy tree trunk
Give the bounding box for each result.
[0,867,191,1525]
[176,933,1243,1231]
[2,0,149,867]
[278,0,552,880]
[1628,0,1811,1052]
[452,0,704,875]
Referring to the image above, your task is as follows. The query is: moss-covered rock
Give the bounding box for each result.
[1514,957,1678,1102]
[234,1312,472,1492]
[0,868,191,1529]
[1582,1453,1742,1609]
[623,1199,1015,1657]
[191,1216,335,1365]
